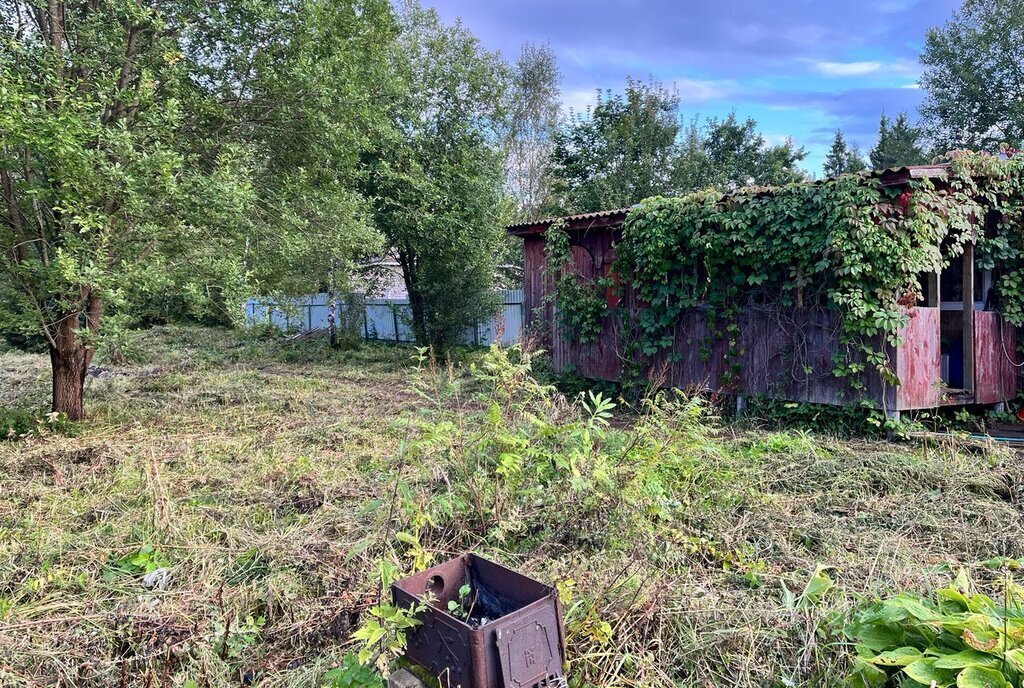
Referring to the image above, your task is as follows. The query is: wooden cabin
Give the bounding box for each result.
[508,166,1020,416]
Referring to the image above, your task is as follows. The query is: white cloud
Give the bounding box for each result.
[672,77,732,103]
[814,60,885,77]
[561,88,599,114]
[812,59,921,78]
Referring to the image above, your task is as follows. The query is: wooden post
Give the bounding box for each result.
[927,269,939,307]
[963,243,974,392]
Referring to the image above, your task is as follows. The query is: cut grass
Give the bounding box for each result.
[0,325,1022,687]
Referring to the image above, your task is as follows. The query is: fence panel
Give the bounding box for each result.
[246,290,523,346]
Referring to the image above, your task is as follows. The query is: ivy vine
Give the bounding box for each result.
[543,220,611,345]
[548,151,1024,392]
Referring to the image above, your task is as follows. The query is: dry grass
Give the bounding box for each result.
[0,325,1022,688]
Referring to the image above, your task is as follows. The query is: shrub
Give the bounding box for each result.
[844,569,1024,688]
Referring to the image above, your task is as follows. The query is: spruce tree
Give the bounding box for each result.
[869,113,928,170]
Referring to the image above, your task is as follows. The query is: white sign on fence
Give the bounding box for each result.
[245,290,523,347]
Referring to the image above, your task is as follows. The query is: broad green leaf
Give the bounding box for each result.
[933,650,1003,670]
[956,666,1009,688]
[845,657,887,688]
[903,658,957,687]
[867,646,923,666]
[851,623,906,651]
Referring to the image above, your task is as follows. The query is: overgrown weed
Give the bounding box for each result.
[0,326,1020,687]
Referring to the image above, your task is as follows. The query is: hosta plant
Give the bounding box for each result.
[844,570,1024,687]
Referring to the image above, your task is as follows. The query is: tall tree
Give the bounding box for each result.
[363,1,510,350]
[674,113,806,192]
[869,112,928,170]
[824,130,867,177]
[548,79,681,213]
[505,42,560,222]
[0,0,395,419]
[0,0,257,420]
[920,0,1024,152]
[699,114,806,190]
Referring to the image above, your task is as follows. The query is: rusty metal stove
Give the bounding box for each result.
[391,554,566,688]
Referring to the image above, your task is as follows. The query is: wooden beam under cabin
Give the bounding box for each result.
[962,243,974,392]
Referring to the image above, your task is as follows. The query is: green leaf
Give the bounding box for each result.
[850,622,906,651]
[903,659,957,687]
[955,666,1009,688]
[933,650,1003,670]
[867,646,923,667]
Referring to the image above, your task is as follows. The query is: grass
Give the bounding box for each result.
[0,325,1022,688]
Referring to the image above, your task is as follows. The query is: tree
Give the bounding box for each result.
[548,79,681,213]
[674,114,807,192]
[186,0,394,299]
[699,114,806,190]
[0,1,257,420]
[362,1,510,350]
[869,112,928,170]
[505,42,561,222]
[824,130,868,177]
[0,0,395,419]
[920,0,1024,152]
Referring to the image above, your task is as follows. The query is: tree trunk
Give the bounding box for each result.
[397,246,430,347]
[407,286,429,348]
[50,339,89,421]
[49,294,100,421]
[327,261,338,349]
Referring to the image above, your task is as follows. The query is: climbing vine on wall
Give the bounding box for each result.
[543,220,611,345]
[549,150,1024,390]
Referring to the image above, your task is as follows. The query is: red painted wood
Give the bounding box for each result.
[895,307,941,410]
[520,225,1008,409]
[974,311,1019,404]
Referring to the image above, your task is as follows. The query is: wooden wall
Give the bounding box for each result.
[974,311,1019,404]
[518,228,1018,410]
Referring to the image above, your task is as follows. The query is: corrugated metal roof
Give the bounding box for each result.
[506,164,953,235]
[506,207,632,235]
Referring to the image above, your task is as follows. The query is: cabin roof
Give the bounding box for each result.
[506,164,951,236]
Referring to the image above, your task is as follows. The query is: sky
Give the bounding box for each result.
[422,0,961,175]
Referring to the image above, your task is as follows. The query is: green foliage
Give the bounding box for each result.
[505,42,562,222]
[322,654,385,688]
[351,600,426,666]
[825,131,868,178]
[549,78,682,214]
[0,0,398,417]
[542,222,610,344]
[212,614,266,660]
[103,544,171,579]
[611,151,1024,390]
[212,0,395,297]
[386,340,742,558]
[548,85,807,213]
[869,112,928,170]
[782,565,835,611]
[845,570,1024,688]
[920,0,1024,152]
[0,407,77,441]
[362,0,510,350]
[446,583,473,620]
[683,113,808,192]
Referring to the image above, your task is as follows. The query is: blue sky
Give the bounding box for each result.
[423,0,960,175]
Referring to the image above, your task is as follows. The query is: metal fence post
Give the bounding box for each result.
[393,307,400,343]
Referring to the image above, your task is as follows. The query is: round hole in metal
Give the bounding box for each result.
[426,575,445,596]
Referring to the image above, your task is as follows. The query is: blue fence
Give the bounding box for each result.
[245,290,523,347]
